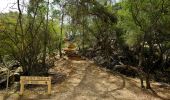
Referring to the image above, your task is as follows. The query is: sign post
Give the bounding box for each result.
[20,76,51,95]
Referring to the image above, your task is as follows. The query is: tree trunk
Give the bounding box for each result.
[59,12,64,58]
[82,12,85,54]
[138,53,144,88]
[42,0,49,68]
[138,42,145,88]
[145,41,153,89]
[140,77,145,88]
[146,72,151,89]
[0,55,2,63]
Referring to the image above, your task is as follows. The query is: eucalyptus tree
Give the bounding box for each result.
[62,0,117,58]
[117,0,170,89]
[0,0,56,75]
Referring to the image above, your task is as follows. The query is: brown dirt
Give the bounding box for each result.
[1,57,170,100]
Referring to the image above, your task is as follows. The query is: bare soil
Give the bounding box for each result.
[0,57,170,100]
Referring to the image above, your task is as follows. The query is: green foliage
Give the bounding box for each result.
[0,0,169,77]
[117,0,170,70]
[0,1,62,75]
[48,19,62,53]
[117,3,142,46]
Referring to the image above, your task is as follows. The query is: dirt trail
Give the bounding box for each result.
[1,58,170,100]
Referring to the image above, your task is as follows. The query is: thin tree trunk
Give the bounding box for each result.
[82,22,85,53]
[6,69,9,92]
[82,11,85,54]
[138,57,145,88]
[59,12,64,58]
[145,42,153,89]
[138,55,145,88]
[42,0,49,67]
[138,41,145,88]
[146,72,151,89]
[17,0,25,70]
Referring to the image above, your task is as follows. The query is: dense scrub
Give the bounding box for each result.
[0,0,169,89]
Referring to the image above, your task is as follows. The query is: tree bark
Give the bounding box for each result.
[59,11,64,58]
[146,72,151,89]
[146,42,154,89]
[42,0,49,67]
[138,42,145,88]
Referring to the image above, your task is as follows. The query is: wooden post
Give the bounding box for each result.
[20,79,24,95]
[47,80,51,95]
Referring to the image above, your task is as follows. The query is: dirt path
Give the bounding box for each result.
[1,58,170,100]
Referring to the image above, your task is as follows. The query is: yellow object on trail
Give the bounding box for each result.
[63,43,77,58]
[68,43,76,50]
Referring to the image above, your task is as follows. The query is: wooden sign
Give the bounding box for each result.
[20,76,51,95]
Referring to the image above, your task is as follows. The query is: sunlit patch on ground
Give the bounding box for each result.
[0,57,170,100]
